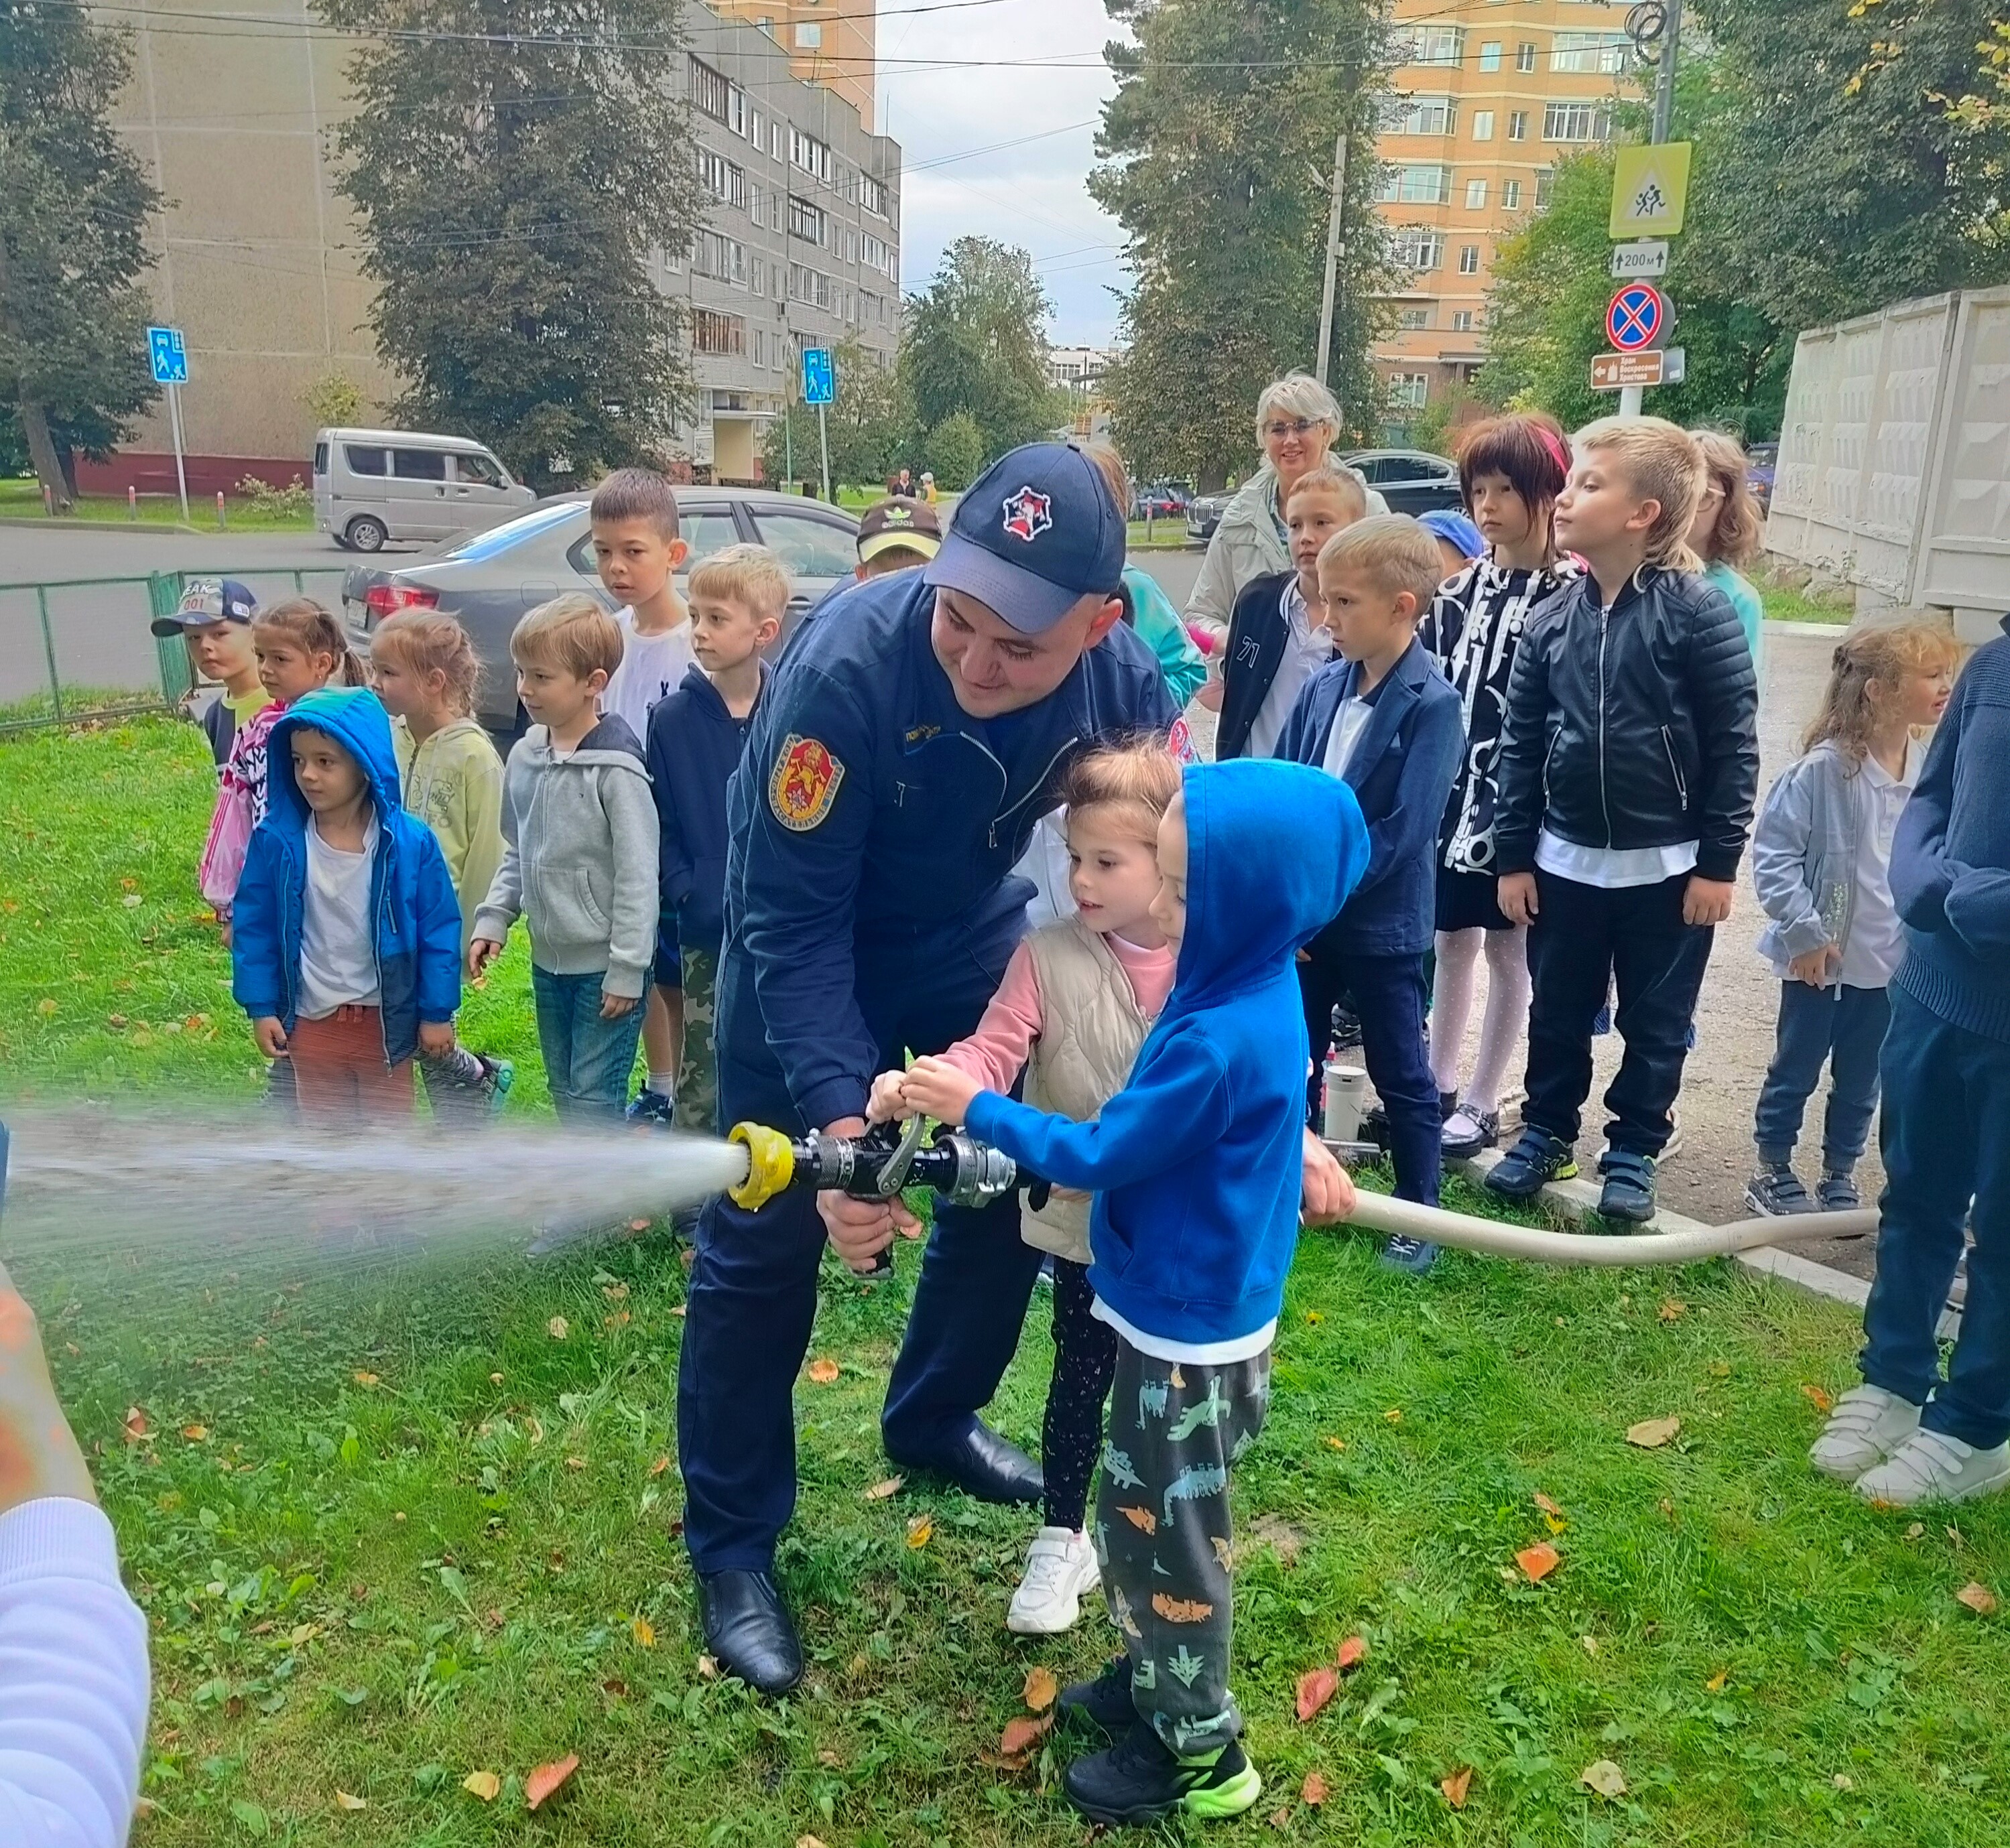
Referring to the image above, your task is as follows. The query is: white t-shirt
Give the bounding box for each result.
[600,607,696,742]
[1836,742,1917,990]
[1535,830,1698,889]
[1247,579,1333,761]
[298,813,380,1019]
[1320,695,1375,783]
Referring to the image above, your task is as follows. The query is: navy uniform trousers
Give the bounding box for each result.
[676,914,1046,1575]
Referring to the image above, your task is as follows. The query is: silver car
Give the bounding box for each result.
[342,488,861,744]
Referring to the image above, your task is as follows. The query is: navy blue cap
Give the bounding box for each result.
[923,444,1126,633]
[151,577,257,635]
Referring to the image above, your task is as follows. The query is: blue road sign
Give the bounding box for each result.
[802,346,835,405]
[146,326,188,385]
[1605,283,1666,354]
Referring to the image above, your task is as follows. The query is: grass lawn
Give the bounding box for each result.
[0,477,316,534]
[1755,570,1855,628]
[5,718,2010,1847]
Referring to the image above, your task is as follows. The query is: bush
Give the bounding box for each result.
[235,474,312,519]
[926,411,985,492]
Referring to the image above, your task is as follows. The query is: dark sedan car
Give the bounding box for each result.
[1341,449,1464,516]
[343,488,859,747]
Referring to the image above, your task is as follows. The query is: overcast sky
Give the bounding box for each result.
[876,0,1129,347]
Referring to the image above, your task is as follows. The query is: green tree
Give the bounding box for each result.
[761,336,914,488]
[1091,0,1389,488]
[924,411,986,491]
[901,238,1054,462]
[0,2,162,512]
[320,0,700,491]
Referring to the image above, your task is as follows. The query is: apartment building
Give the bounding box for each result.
[711,0,877,131]
[1372,0,1642,438]
[91,0,895,491]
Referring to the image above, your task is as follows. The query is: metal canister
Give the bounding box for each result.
[1322,1059,1368,1142]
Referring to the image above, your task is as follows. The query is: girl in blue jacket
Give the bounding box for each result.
[902,758,1369,1828]
[231,687,464,1126]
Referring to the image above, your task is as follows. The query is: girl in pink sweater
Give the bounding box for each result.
[870,740,1182,1635]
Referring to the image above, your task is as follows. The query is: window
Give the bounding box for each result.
[754,509,858,578]
[1552,31,1631,74]
[790,263,834,310]
[1388,373,1430,411]
[344,444,386,476]
[789,194,826,244]
[1458,244,1481,275]
[1394,24,1464,68]
[794,21,821,48]
[1383,94,1456,135]
[749,108,763,148]
[750,255,766,295]
[1535,168,1555,208]
[863,233,893,275]
[1465,178,1488,208]
[1391,228,1444,270]
[1508,110,1528,140]
[861,173,889,218]
[1516,42,1536,72]
[1472,110,1494,141]
[1396,306,1432,330]
[1479,40,1502,71]
[691,232,747,284]
[698,149,745,210]
[729,86,748,137]
[692,309,747,356]
[1452,310,1474,332]
[1379,163,1452,205]
[677,510,743,570]
[1543,101,1608,142]
[392,447,447,481]
[790,127,833,184]
[1503,178,1522,209]
[689,55,731,123]
[452,450,505,488]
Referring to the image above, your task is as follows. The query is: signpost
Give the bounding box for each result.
[802,346,834,504]
[1605,282,1668,354]
[1590,348,1686,392]
[1609,239,1669,279]
[146,325,192,525]
[1607,0,1688,414]
[1609,142,1692,240]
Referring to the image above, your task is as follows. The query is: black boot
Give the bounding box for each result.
[695,1569,802,1695]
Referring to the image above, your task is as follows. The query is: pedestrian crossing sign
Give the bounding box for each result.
[1609,142,1691,239]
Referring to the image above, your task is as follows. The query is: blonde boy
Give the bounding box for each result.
[642,545,788,1134]
[472,595,659,1121]
[1487,417,1759,1223]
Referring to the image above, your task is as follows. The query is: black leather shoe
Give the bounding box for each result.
[889,1419,1044,1505]
[695,1569,802,1695]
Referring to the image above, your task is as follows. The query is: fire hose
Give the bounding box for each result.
[723,1118,1876,1265]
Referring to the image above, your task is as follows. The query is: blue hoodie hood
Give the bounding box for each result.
[265,687,403,833]
[966,757,1369,1349]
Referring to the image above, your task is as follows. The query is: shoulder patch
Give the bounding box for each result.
[1168,715,1198,765]
[768,734,846,831]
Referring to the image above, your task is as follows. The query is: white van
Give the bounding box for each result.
[313,427,535,552]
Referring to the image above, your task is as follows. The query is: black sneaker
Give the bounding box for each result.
[625,1087,672,1126]
[1057,1654,1134,1735]
[1745,1163,1812,1216]
[1817,1169,1861,1212]
[1485,1128,1578,1199]
[1441,1105,1499,1159]
[1598,1148,1657,1224]
[1062,1720,1262,1826]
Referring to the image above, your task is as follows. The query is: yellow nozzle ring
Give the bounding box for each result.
[727,1120,796,1211]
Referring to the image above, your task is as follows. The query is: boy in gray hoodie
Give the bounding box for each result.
[471,595,660,1121]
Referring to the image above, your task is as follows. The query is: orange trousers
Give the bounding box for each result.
[288,1005,414,1126]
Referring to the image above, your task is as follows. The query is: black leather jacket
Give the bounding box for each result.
[1495,565,1759,883]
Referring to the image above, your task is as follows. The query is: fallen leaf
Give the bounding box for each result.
[602,1678,627,1697]
[697,1654,718,1678]
[806,1357,840,1385]
[289,1623,318,1647]
[1833,1773,1854,1790]
[1802,1382,1836,1414]
[999,1713,1052,1758]
[181,1424,208,1442]
[1300,1771,1328,1805]
[1903,1522,1925,1540]
[123,893,143,908]
[1948,1524,1965,1550]
[1023,1666,1058,1711]
[1704,1668,1729,1693]
[36,998,56,1016]
[1708,1360,1732,1378]
[1383,1407,1403,1423]
[629,1218,652,1233]
[603,1311,631,1329]
[1515,1542,1561,1584]
[631,1616,655,1648]
[905,1514,933,1548]
[353,1371,379,1388]
[564,1455,586,1471]
[1440,1765,1473,1808]
[602,1282,629,1300]
[1579,1758,1627,1799]
[461,1770,501,1802]
[863,1475,903,1500]
[1533,1492,1564,1517]
[1336,1635,1367,1671]
[525,1415,544,1445]
[1296,1666,1337,1722]
[797,1837,830,1848]
[334,1790,367,1811]
[490,1372,504,1384]
[1956,1581,1998,1615]
[123,1406,149,1443]
[547,1316,569,1340]
[649,1455,671,1477]
[1580,1634,1599,1656]
[1267,1806,1292,1829]
[1248,1512,1304,1565]
[1626,1415,1681,1449]
[524,1754,578,1810]
[1657,1299,1687,1322]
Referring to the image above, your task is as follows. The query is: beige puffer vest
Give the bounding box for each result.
[1021,917,1155,1265]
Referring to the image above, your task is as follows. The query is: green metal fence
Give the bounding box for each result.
[0,566,349,736]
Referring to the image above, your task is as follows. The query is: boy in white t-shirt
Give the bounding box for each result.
[587,468,694,1117]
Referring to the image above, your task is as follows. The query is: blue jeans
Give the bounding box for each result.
[531,967,644,1124]
[1860,986,2010,1449]
[1753,981,1890,1167]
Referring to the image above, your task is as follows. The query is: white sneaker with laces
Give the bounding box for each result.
[1854,1427,2010,1507]
[1007,1526,1101,1635]
[1810,1384,1921,1480]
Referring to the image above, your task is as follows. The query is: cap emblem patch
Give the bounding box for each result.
[1000,486,1052,544]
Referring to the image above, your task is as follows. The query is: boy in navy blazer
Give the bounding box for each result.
[1277,515,1463,1270]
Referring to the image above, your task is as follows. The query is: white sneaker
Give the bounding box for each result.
[1659,1111,1684,1161]
[1854,1427,2010,1507]
[1007,1526,1101,1635]
[1810,1385,1922,1480]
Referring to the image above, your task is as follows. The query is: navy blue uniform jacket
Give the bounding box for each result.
[1274,635,1463,958]
[722,569,1178,1129]
[645,661,763,968]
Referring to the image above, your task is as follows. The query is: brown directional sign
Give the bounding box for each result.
[1590,348,1686,390]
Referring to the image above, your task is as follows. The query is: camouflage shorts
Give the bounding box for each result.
[675,946,717,1135]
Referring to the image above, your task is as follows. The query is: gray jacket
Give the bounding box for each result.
[475,716,660,998]
[1750,740,1875,975]
[1184,462,1387,639]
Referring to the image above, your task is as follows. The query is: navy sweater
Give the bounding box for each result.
[645,663,763,957]
[1891,620,2010,1044]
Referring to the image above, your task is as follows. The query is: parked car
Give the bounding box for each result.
[314,427,535,553]
[1185,492,1232,545]
[343,488,860,745]
[1131,481,1190,521]
[1341,448,1464,515]
[1746,441,1779,517]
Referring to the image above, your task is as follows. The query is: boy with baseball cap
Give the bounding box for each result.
[151,578,263,768]
[854,497,942,580]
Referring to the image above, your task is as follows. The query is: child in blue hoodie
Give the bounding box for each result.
[901,757,1369,1827]
[232,688,464,1126]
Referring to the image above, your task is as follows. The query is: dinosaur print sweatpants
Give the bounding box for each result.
[1092,1339,1272,1758]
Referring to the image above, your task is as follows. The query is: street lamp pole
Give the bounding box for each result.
[1314,132,1349,389]
[1621,0,1683,416]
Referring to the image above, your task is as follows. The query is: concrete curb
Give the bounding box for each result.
[1763,616,1850,636]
